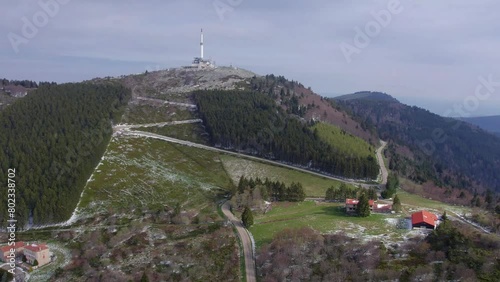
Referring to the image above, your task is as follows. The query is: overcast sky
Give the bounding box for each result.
[1,0,500,116]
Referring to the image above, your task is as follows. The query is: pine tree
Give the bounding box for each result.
[241,206,254,227]
[393,194,402,213]
[238,177,245,193]
[382,172,399,199]
[368,188,378,200]
[339,183,348,199]
[325,187,335,201]
[173,202,182,217]
[475,197,481,207]
[357,193,370,217]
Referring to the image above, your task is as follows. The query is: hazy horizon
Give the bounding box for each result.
[2,0,500,116]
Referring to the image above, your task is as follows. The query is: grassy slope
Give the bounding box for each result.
[250,187,474,249]
[57,135,242,281]
[77,136,232,216]
[138,123,209,145]
[122,98,207,144]
[311,122,375,158]
[234,160,474,249]
[249,201,401,247]
[219,155,357,197]
[397,190,471,216]
[121,103,195,124]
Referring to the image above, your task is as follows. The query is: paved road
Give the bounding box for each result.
[113,119,202,132]
[117,129,384,187]
[114,127,392,282]
[376,140,388,185]
[221,201,256,282]
[136,96,197,109]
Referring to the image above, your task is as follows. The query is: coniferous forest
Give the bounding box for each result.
[237,176,306,202]
[0,83,130,227]
[336,95,500,193]
[194,90,379,180]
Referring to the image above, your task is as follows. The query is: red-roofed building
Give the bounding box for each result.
[23,243,50,266]
[0,242,25,262]
[411,211,438,229]
[373,203,393,213]
[345,198,375,212]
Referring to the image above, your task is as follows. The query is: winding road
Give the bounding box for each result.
[376,140,388,185]
[116,129,388,188]
[113,119,202,132]
[136,96,197,109]
[221,201,256,282]
[113,123,390,282]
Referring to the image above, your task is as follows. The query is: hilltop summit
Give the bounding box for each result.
[123,66,258,97]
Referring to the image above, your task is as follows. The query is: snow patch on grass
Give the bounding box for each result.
[75,136,229,215]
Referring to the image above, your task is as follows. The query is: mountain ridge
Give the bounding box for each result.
[6,68,500,198]
[459,115,500,137]
[334,91,399,103]
[335,93,500,195]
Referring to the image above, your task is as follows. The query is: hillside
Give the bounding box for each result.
[244,75,379,145]
[460,115,500,137]
[0,78,40,111]
[311,122,375,159]
[335,92,500,194]
[0,82,130,227]
[335,91,399,102]
[114,69,381,180]
[194,89,379,180]
[119,70,380,145]
[121,66,257,99]
[4,67,499,282]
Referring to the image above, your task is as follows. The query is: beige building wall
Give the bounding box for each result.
[24,247,50,266]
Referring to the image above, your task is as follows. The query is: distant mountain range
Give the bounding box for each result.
[459,115,500,137]
[335,91,399,103]
[333,92,500,193]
